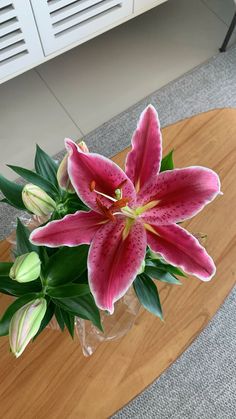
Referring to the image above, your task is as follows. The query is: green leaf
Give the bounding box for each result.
[133,274,163,320]
[73,271,89,285]
[33,300,55,340]
[160,150,174,172]
[145,259,186,277]
[53,294,103,331]
[145,265,182,285]
[38,247,49,266]
[0,174,25,210]
[16,218,39,256]
[0,293,38,336]
[60,309,75,338]
[47,283,90,298]
[159,264,186,277]
[66,195,89,213]
[44,245,89,286]
[7,165,59,198]
[0,262,13,277]
[0,277,42,296]
[54,306,65,331]
[34,145,59,187]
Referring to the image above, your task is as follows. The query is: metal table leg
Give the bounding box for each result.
[219,12,236,52]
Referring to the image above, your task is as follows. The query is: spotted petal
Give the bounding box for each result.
[138,167,221,225]
[125,105,162,194]
[65,139,136,212]
[30,210,106,247]
[146,223,216,281]
[88,218,146,314]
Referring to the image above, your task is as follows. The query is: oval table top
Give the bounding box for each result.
[0,108,235,419]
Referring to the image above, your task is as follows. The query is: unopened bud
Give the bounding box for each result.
[78,140,89,153]
[10,252,41,283]
[57,140,89,193]
[9,298,47,358]
[22,184,56,216]
[57,154,75,193]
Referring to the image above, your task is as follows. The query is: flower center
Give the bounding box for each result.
[90,180,135,220]
[89,180,158,222]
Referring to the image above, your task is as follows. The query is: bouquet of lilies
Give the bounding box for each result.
[0,105,221,358]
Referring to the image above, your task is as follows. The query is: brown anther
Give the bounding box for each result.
[96,198,116,222]
[116,179,127,190]
[111,198,130,209]
[90,180,96,192]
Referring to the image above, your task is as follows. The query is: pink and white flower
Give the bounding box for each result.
[30,106,221,314]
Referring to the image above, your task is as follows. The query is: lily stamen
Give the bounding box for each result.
[110,198,130,209]
[90,180,96,192]
[96,198,116,222]
[90,180,117,202]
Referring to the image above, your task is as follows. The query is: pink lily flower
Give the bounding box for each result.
[30,105,221,314]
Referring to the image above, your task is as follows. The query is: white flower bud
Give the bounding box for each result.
[22,184,56,216]
[9,252,41,283]
[9,298,47,358]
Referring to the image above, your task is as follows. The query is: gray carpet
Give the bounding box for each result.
[0,42,236,419]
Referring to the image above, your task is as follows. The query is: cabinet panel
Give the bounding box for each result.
[0,0,44,82]
[31,0,133,56]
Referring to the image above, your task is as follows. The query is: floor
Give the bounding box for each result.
[0,0,235,180]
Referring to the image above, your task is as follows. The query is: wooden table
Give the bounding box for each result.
[0,109,235,419]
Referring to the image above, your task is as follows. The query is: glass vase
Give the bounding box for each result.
[48,286,141,356]
[75,286,141,356]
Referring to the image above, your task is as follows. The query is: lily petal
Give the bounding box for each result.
[146,223,216,281]
[65,139,136,212]
[88,218,146,314]
[125,105,162,193]
[30,210,106,247]
[138,167,221,225]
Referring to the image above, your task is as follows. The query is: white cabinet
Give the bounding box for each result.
[30,0,133,56]
[0,0,44,80]
[0,0,168,83]
[134,0,168,14]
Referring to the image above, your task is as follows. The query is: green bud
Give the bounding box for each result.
[9,298,47,358]
[10,252,41,283]
[57,141,89,193]
[57,154,75,193]
[22,183,56,216]
[78,141,89,153]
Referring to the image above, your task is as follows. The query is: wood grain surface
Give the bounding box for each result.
[0,109,235,419]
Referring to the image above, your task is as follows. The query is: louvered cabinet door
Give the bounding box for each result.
[30,0,133,56]
[0,0,43,81]
[134,0,168,14]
